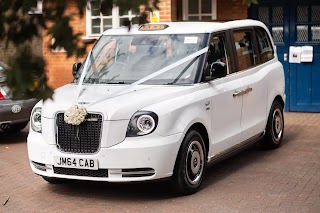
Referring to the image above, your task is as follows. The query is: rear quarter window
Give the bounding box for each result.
[255,27,275,64]
[232,29,257,71]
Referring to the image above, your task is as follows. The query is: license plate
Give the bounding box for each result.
[54,157,98,170]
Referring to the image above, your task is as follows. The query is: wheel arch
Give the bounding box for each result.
[274,95,285,110]
[187,122,210,158]
[264,94,285,130]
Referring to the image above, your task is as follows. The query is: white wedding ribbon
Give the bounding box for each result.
[76,49,92,102]
[77,46,208,107]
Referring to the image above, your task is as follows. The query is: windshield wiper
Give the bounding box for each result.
[99,81,126,84]
[109,81,125,84]
[165,82,189,85]
[83,77,98,84]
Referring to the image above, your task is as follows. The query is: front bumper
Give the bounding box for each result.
[27,132,184,182]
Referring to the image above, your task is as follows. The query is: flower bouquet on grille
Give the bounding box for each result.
[64,105,87,125]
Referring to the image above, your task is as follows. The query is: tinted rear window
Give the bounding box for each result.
[255,27,274,64]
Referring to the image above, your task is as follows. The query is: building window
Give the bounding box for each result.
[86,1,136,37]
[183,0,217,21]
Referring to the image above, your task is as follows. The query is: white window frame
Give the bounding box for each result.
[85,2,136,39]
[182,0,217,21]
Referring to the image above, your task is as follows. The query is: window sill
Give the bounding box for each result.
[82,36,99,40]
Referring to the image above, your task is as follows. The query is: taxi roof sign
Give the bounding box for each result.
[139,24,169,31]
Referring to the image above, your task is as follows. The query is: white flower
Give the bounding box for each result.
[64,105,87,125]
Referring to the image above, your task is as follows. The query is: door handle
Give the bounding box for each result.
[233,87,253,97]
[243,87,253,94]
[233,90,244,97]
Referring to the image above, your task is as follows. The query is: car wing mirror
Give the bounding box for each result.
[72,62,82,77]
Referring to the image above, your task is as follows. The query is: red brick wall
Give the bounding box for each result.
[43,0,90,89]
[0,28,42,65]
[0,43,17,65]
[174,0,247,21]
[217,0,247,21]
[157,0,177,21]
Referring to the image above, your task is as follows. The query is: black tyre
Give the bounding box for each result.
[170,130,207,195]
[261,100,284,149]
[42,176,69,184]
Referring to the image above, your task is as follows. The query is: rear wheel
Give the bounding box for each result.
[261,100,284,149]
[170,130,207,195]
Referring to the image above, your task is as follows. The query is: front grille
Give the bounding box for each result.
[53,167,108,178]
[56,113,103,154]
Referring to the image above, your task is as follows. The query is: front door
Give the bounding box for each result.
[250,0,320,112]
[206,33,244,156]
[209,76,244,156]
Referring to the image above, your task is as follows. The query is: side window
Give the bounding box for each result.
[255,27,275,63]
[233,30,256,71]
[204,34,231,80]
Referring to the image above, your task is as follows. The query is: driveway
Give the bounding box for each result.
[0,113,319,212]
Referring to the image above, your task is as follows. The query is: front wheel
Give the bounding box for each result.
[261,100,284,149]
[170,130,207,195]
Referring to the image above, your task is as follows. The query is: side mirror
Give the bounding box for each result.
[209,62,226,80]
[72,62,82,77]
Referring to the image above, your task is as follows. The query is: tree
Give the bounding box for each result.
[0,0,257,100]
[243,0,258,7]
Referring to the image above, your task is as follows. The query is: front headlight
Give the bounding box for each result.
[31,107,42,133]
[126,111,158,137]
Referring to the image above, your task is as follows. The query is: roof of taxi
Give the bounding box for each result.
[102,19,267,35]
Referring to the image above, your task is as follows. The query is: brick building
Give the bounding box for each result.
[0,1,43,65]
[2,1,319,112]
[43,0,248,89]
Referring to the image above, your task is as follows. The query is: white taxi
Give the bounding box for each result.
[27,20,285,194]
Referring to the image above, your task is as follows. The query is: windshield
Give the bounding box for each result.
[73,34,209,85]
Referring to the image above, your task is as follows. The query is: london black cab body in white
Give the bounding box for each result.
[28,20,285,194]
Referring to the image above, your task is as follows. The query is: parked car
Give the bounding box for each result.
[27,20,285,194]
[0,62,38,133]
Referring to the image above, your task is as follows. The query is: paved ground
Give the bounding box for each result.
[0,113,319,213]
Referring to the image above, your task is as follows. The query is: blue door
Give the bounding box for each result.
[250,0,320,112]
